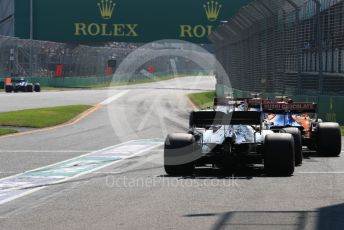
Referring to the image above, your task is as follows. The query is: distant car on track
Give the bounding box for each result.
[5,78,41,93]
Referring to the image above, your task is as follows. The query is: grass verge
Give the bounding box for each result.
[188,91,215,109]
[41,75,180,90]
[341,126,344,136]
[0,128,18,136]
[0,105,92,128]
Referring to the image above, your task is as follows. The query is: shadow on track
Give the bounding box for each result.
[160,165,276,180]
[183,203,344,230]
[184,211,314,230]
[303,150,342,159]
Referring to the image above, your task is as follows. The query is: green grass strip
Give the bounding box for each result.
[0,105,92,128]
[188,91,216,109]
[0,128,18,136]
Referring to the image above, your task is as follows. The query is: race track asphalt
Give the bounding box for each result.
[0,76,343,230]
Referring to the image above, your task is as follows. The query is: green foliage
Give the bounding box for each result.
[0,128,18,136]
[0,105,92,128]
[188,91,216,109]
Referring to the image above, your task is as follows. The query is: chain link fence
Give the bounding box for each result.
[0,36,214,88]
[210,0,344,96]
[0,0,14,37]
[0,36,136,79]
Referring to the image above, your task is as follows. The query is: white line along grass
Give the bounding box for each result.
[100,90,129,105]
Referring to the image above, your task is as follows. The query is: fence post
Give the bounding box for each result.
[313,0,323,94]
[286,0,301,94]
[29,0,33,77]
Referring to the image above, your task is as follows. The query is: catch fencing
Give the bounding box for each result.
[0,36,135,79]
[0,36,213,87]
[210,0,344,124]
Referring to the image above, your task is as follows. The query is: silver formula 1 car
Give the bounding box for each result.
[5,78,41,93]
[164,97,296,176]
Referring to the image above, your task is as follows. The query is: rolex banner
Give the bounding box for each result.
[15,0,252,43]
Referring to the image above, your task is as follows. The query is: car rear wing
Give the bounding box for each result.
[288,103,317,113]
[190,111,262,127]
[246,99,317,113]
[214,97,251,107]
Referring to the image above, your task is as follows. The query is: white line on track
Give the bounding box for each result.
[100,90,129,105]
[0,150,92,153]
[0,149,163,153]
[0,139,163,205]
